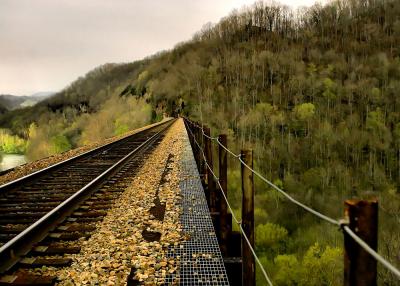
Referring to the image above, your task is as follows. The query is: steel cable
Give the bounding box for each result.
[343,225,400,279]
[186,125,274,286]
[238,157,340,226]
[216,137,241,158]
[186,119,400,281]
[199,126,339,226]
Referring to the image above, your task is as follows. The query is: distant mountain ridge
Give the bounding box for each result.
[0,92,54,111]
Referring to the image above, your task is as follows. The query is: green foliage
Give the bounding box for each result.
[256,256,274,286]
[254,208,268,223]
[50,135,71,154]
[78,96,152,145]
[27,119,71,159]
[25,95,153,160]
[256,244,342,285]
[370,87,380,102]
[227,168,242,209]
[114,119,130,136]
[366,108,391,150]
[299,243,342,285]
[322,78,336,100]
[255,103,273,116]
[231,208,241,232]
[293,103,315,121]
[1,0,400,283]
[307,63,317,75]
[0,129,27,154]
[273,255,300,286]
[267,179,286,202]
[256,223,288,251]
[302,167,325,191]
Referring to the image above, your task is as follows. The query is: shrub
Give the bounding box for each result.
[50,135,72,154]
[299,243,342,285]
[273,254,301,285]
[256,223,288,252]
[0,129,27,154]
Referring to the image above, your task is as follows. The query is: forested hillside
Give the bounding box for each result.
[1,0,400,284]
[0,62,154,158]
[0,103,7,115]
[0,93,52,111]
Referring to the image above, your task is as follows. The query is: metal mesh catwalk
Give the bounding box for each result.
[164,128,230,285]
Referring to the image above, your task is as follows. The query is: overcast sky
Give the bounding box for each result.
[0,0,324,96]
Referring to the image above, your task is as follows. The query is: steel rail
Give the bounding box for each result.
[0,119,173,193]
[0,119,174,273]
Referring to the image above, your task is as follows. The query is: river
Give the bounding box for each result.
[0,153,27,171]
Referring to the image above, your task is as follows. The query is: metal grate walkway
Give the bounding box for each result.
[164,127,230,285]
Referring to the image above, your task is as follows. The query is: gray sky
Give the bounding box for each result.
[0,0,324,95]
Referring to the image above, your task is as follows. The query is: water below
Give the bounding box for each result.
[0,153,27,171]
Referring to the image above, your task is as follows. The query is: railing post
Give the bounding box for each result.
[218,134,229,256]
[192,127,196,158]
[241,149,255,286]
[192,124,199,168]
[204,126,216,211]
[195,125,203,174]
[187,120,194,151]
[344,199,378,286]
[199,125,205,178]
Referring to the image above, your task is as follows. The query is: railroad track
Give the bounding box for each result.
[0,119,174,285]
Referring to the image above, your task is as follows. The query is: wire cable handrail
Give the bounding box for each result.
[238,158,340,226]
[199,124,340,226]
[186,118,400,282]
[217,137,241,158]
[186,125,274,286]
[343,225,400,279]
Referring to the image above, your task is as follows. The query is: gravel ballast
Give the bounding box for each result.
[26,118,186,285]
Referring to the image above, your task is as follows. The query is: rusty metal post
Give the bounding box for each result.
[218,134,229,256]
[191,124,199,168]
[344,199,378,286]
[198,126,205,176]
[191,125,196,154]
[187,120,194,149]
[204,126,216,211]
[195,126,203,173]
[241,150,255,286]
[189,122,197,164]
[200,125,206,178]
